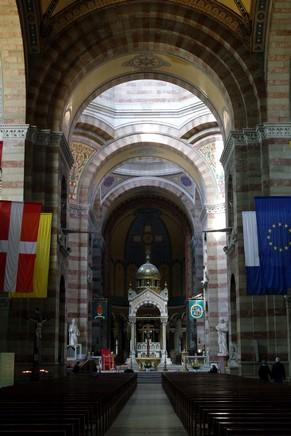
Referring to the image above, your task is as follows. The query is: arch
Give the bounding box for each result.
[24,2,264,132]
[77,133,222,207]
[132,299,163,317]
[99,176,197,231]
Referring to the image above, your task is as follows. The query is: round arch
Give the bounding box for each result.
[99,177,197,231]
[24,1,264,132]
[78,133,222,207]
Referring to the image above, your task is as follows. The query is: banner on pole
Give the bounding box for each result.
[188,299,205,319]
[92,300,107,320]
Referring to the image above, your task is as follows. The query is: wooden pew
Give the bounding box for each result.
[0,373,137,436]
[162,373,291,436]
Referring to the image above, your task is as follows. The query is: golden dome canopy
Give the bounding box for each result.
[136,254,160,292]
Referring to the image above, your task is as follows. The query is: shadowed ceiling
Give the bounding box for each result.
[40,0,253,18]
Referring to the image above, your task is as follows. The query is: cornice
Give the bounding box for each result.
[257,123,291,140]
[0,124,29,139]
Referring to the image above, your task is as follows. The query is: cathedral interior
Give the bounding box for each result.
[1,0,291,385]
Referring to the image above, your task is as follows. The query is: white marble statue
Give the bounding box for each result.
[228,343,239,368]
[216,318,228,356]
[68,318,80,346]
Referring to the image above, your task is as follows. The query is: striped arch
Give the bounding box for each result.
[77,133,222,207]
[23,1,264,132]
[99,176,197,230]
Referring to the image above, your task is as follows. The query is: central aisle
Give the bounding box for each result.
[105,383,188,436]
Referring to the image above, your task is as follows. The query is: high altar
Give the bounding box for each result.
[128,254,169,370]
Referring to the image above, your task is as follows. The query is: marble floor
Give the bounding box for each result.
[105,383,188,436]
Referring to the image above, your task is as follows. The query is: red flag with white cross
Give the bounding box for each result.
[0,201,42,292]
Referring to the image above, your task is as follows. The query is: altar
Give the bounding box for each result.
[128,253,169,369]
[136,357,161,370]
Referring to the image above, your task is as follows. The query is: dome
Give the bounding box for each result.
[136,261,160,280]
[136,254,160,292]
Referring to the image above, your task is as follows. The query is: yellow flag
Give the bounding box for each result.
[12,213,52,298]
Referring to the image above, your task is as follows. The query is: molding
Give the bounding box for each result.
[0,124,29,139]
[251,0,269,53]
[257,123,291,140]
[50,0,247,40]
[17,0,41,54]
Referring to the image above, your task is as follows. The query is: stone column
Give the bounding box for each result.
[130,319,136,358]
[161,319,167,358]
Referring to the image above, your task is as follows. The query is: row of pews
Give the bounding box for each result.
[0,372,137,435]
[162,373,291,436]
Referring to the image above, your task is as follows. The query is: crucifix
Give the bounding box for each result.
[29,308,47,380]
[145,327,152,357]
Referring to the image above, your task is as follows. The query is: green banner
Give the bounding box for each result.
[188,299,205,319]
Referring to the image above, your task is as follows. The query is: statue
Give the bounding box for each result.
[68,318,80,346]
[228,343,239,368]
[216,318,228,356]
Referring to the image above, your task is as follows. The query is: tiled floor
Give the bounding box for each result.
[105,383,188,435]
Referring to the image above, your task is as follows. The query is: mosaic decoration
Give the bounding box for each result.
[69,142,95,200]
[100,173,131,201]
[123,54,170,71]
[180,175,192,187]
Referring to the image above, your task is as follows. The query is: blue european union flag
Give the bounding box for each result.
[255,197,291,294]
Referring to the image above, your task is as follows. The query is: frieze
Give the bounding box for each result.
[50,0,246,40]
[243,129,258,145]
[257,123,291,140]
[0,124,29,139]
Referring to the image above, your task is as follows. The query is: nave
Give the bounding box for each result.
[105,382,187,436]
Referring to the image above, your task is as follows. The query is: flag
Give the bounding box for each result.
[0,201,42,293]
[242,197,291,295]
[255,196,291,294]
[12,213,52,298]
[188,299,205,319]
[242,211,262,294]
